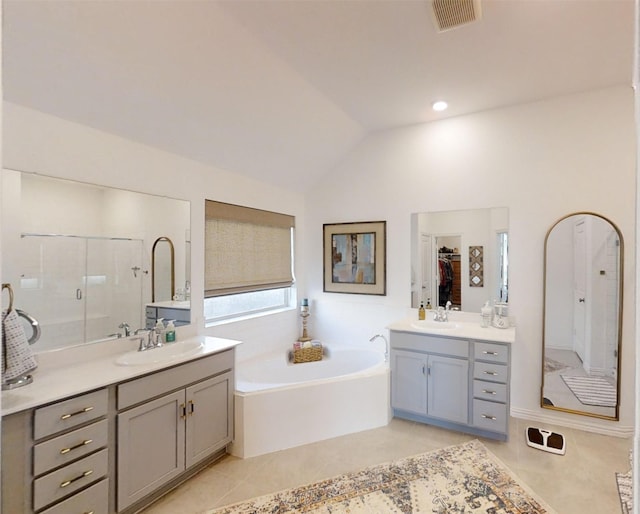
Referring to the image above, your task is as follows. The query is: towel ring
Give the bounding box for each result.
[17,309,41,345]
[1,283,40,344]
[2,283,14,312]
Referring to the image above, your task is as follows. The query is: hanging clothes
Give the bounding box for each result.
[438,256,454,306]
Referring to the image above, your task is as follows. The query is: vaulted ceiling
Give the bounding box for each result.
[3,0,634,191]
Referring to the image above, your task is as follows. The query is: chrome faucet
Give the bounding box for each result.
[118,322,131,337]
[433,306,448,322]
[369,334,389,362]
[134,330,163,352]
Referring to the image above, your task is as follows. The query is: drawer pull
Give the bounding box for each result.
[180,403,187,419]
[481,414,497,421]
[483,351,498,356]
[60,469,93,488]
[482,389,497,395]
[60,439,93,454]
[483,371,498,376]
[188,400,195,416]
[60,406,94,420]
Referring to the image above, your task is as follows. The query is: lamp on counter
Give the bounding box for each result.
[299,298,312,342]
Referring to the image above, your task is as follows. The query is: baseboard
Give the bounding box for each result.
[511,407,633,438]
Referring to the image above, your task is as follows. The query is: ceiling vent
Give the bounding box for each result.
[430,0,482,32]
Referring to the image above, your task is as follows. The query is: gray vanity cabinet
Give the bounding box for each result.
[117,351,234,511]
[390,330,511,441]
[391,336,469,425]
[117,390,186,508]
[1,388,111,514]
[185,375,232,468]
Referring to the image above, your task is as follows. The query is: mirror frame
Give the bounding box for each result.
[151,236,175,302]
[541,211,623,421]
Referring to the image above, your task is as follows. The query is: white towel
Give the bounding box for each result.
[3,308,37,382]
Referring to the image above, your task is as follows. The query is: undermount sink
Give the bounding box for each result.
[410,320,460,331]
[115,340,203,366]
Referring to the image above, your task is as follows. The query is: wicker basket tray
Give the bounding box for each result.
[292,343,323,363]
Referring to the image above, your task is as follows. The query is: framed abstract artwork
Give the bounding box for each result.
[323,221,386,295]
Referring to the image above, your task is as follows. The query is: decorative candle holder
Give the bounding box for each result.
[299,299,312,342]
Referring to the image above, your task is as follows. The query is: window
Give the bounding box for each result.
[204,200,295,322]
[497,231,509,302]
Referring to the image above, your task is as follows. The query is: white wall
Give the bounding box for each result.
[305,85,636,435]
[3,85,635,436]
[3,101,305,359]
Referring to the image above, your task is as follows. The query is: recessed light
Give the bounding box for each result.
[432,101,448,112]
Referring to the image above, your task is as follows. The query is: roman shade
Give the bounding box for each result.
[205,200,295,297]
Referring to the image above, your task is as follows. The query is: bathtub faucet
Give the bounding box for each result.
[369,334,389,362]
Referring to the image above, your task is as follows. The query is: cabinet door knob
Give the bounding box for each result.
[188,400,195,416]
[60,406,94,420]
[180,403,187,419]
[60,439,93,455]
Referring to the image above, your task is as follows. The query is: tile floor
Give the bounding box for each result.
[143,417,632,514]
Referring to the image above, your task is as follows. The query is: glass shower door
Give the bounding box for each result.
[85,238,144,341]
[17,235,87,350]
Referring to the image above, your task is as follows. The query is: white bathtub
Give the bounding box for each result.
[230,345,390,458]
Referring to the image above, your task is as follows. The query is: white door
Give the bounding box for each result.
[573,219,587,362]
[420,234,432,306]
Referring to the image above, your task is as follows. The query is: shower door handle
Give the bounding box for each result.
[76,288,82,300]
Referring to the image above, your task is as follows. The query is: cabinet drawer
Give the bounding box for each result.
[474,342,508,364]
[473,399,507,434]
[33,448,108,511]
[39,478,109,514]
[473,380,507,403]
[34,389,108,440]
[34,419,108,476]
[390,331,468,358]
[118,350,234,410]
[473,362,508,383]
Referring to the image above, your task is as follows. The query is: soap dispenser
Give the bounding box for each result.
[154,318,165,343]
[418,302,426,320]
[481,302,492,328]
[165,320,176,343]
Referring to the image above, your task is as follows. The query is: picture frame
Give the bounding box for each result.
[323,221,386,295]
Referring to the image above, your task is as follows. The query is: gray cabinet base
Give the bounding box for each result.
[118,446,228,514]
[392,409,509,442]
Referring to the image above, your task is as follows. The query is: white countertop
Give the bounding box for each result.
[2,335,241,417]
[147,301,191,310]
[387,312,516,344]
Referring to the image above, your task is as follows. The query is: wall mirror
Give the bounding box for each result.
[411,207,509,313]
[541,212,622,420]
[152,237,175,302]
[1,169,191,352]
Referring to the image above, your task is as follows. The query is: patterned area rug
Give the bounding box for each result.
[616,449,633,514]
[560,374,617,407]
[208,440,556,513]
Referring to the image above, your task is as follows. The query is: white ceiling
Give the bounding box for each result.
[3,0,635,192]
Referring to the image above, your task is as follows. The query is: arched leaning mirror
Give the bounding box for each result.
[152,236,175,302]
[541,212,623,420]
